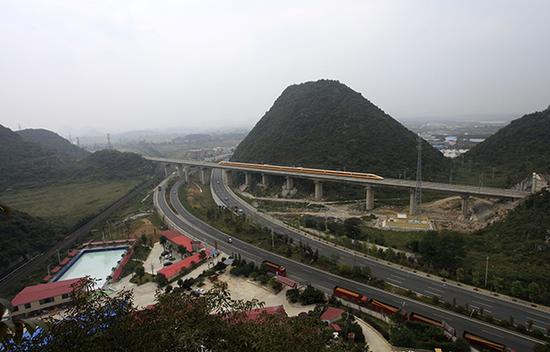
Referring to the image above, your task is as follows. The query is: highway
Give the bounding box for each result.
[210,169,550,331]
[145,156,529,199]
[155,174,545,351]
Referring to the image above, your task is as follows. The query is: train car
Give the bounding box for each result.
[370,299,400,316]
[462,331,508,352]
[409,312,444,329]
[218,161,384,181]
[261,260,287,277]
[333,286,369,306]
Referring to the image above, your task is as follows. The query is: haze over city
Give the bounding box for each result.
[1,0,550,135]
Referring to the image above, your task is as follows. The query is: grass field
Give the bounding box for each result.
[1,178,144,228]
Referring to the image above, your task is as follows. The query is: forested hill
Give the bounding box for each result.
[17,128,89,160]
[231,80,449,180]
[0,125,70,187]
[75,149,154,180]
[467,189,550,304]
[0,125,153,189]
[0,206,65,277]
[463,106,550,184]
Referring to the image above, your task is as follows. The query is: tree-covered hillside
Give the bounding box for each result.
[465,189,550,303]
[0,206,65,277]
[232,80,449,180]
[17,128,89,160]
[0,125,71,188]
[74,149,154,180]
[0,125,153,189]
[462,106,550,185]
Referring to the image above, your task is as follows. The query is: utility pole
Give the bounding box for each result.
[484,256,489,287]
[57,250,61,264]
[414,135,423,215]
[271,230,275,249]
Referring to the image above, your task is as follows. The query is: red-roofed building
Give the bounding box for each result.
[245,305,287,321]
[329,323,342,332]
[59,257,71,266]
[160,230,201,253]
[157,252,203,281]
[320,307,345,324]
[11,278,85,317]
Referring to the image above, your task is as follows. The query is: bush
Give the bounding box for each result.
[256,274,269,285]
[300,285,326,305]
[269,278,283,293]
[155,273,168,287]
[286,288,301,303]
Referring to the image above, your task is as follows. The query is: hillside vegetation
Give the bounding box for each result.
[464,189,550,303]
[0,125,70,187]
[17,128,89,160]
[462,106,550,185]
[232,79,449,180]
[0,207,65,278]
[0,125,153,189]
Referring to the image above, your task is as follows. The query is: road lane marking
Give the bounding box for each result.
[482,329,504,338]
[472,300,494,308]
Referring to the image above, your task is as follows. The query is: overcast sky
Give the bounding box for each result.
[1,1,549,135]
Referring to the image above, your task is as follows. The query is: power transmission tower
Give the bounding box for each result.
[414,135,422,215]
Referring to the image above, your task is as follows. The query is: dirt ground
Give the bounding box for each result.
[202,271,316,317]
[244,191,517,233]
[129,219,162,242]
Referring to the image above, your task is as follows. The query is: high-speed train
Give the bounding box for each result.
[219,161,384,181]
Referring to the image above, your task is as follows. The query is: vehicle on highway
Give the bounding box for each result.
[462,331,512,352]
[333,286,369,305]
[227,237,232,243]
[261,260,287,276]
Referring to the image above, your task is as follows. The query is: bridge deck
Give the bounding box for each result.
[145,157,529,199]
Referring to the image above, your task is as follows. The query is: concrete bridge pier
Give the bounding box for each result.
[261,173,268,187]
[183,166,190,183]
[461,194,470,219]
[409,189,417,215]
[314,181,323,201]
[245,172,252,187]
[285,176,294,190]
[163,163,169,177]
[200,168,210,185]
[365,185,374,211]
[223,170,232,186]
[177,164,183,177]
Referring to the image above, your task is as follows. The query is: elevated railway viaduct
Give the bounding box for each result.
[145,156,530,216]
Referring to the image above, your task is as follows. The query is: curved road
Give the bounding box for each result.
[156,176,544,351]
[210,169,550,332]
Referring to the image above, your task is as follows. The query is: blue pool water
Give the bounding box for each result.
[55,248,127,287]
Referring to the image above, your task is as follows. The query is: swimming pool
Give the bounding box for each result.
[54,247,128,287]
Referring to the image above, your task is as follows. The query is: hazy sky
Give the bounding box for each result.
[1,1,549,135]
